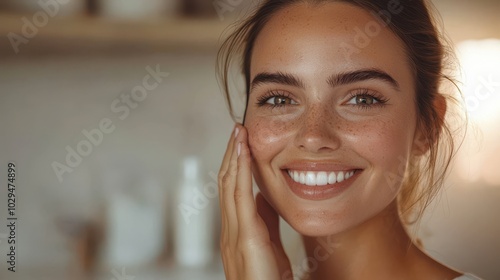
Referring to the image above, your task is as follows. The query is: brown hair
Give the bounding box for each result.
[216,0,465,225]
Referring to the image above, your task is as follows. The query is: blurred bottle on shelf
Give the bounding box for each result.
[96,0,180,20]
[174,156,215,267]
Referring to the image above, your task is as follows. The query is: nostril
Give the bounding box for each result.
[297,140,339,153]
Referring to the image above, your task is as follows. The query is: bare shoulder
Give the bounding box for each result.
[453,273,484,280]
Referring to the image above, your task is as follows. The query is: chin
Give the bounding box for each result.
[281,207,356,237]
[289,219,341,237]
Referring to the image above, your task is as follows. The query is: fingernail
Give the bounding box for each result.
[234,127,240,138]
[237,142,241,157]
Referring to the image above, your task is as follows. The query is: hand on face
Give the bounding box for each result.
[218,123,292,280]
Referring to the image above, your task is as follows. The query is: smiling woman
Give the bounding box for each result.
[216,1,477,280]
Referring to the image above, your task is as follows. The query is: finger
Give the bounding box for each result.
[221,249,236,280]
[256,193,291,274]
[219,123,240,176]
[222,124,242,241]
[219,126,240,279]
[219,124,240,234]
[233,127,260,234]
[255,192,282,250]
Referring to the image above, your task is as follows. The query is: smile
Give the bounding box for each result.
[287,170,356,186]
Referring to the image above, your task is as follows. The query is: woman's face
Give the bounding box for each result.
[245,2,422,236]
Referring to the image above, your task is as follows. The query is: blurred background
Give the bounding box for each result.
[0,0,499,279]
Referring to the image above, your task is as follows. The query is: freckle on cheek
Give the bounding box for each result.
[247,120,286,154]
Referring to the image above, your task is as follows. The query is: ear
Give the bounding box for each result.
[412,94,447,156]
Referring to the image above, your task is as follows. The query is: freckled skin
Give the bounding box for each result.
[221,1,459,280]
[245,2,417,237]
[242,2,461,279]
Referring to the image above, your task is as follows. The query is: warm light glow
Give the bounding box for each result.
[454,39,500,186]
[458,39,500,122]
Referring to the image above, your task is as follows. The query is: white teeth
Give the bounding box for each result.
[337,171,344,183]
[305,172,316,186]
[328,172,336,184]
[299,172,306,184]
[316,172,328,185]
[287,170,356,186]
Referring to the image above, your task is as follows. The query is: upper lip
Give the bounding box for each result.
[281,161,361,172]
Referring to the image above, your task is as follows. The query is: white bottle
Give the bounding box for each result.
[174,156,214,267]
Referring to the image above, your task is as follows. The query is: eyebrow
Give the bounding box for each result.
[250,68,400,92]
[250,71,305,91]
[327,68,400,90]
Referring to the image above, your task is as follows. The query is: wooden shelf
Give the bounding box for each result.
[0,12,233,56]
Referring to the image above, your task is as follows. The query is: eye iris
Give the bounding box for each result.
[356,95,374,105]
[275,97,289,105]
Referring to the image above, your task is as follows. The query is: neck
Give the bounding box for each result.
[300,201,443,280]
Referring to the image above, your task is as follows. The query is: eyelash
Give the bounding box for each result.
[255,89,389,110]
[346,89,389,110]
[256,90,294,109]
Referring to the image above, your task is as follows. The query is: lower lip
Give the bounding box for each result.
[282,169,361,201]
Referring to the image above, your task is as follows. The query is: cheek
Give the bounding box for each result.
[354,116,416,191]
[245,117,292,199]
[344,115,415,172]
[245,117,291,161]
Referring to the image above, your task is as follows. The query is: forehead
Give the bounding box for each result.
[250,2,411,83]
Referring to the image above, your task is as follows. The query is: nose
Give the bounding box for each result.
[293,104,342,153]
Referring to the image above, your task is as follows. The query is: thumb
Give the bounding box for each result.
[255,192,290,260]
[256,192,281,246]
[256,193,291,272]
